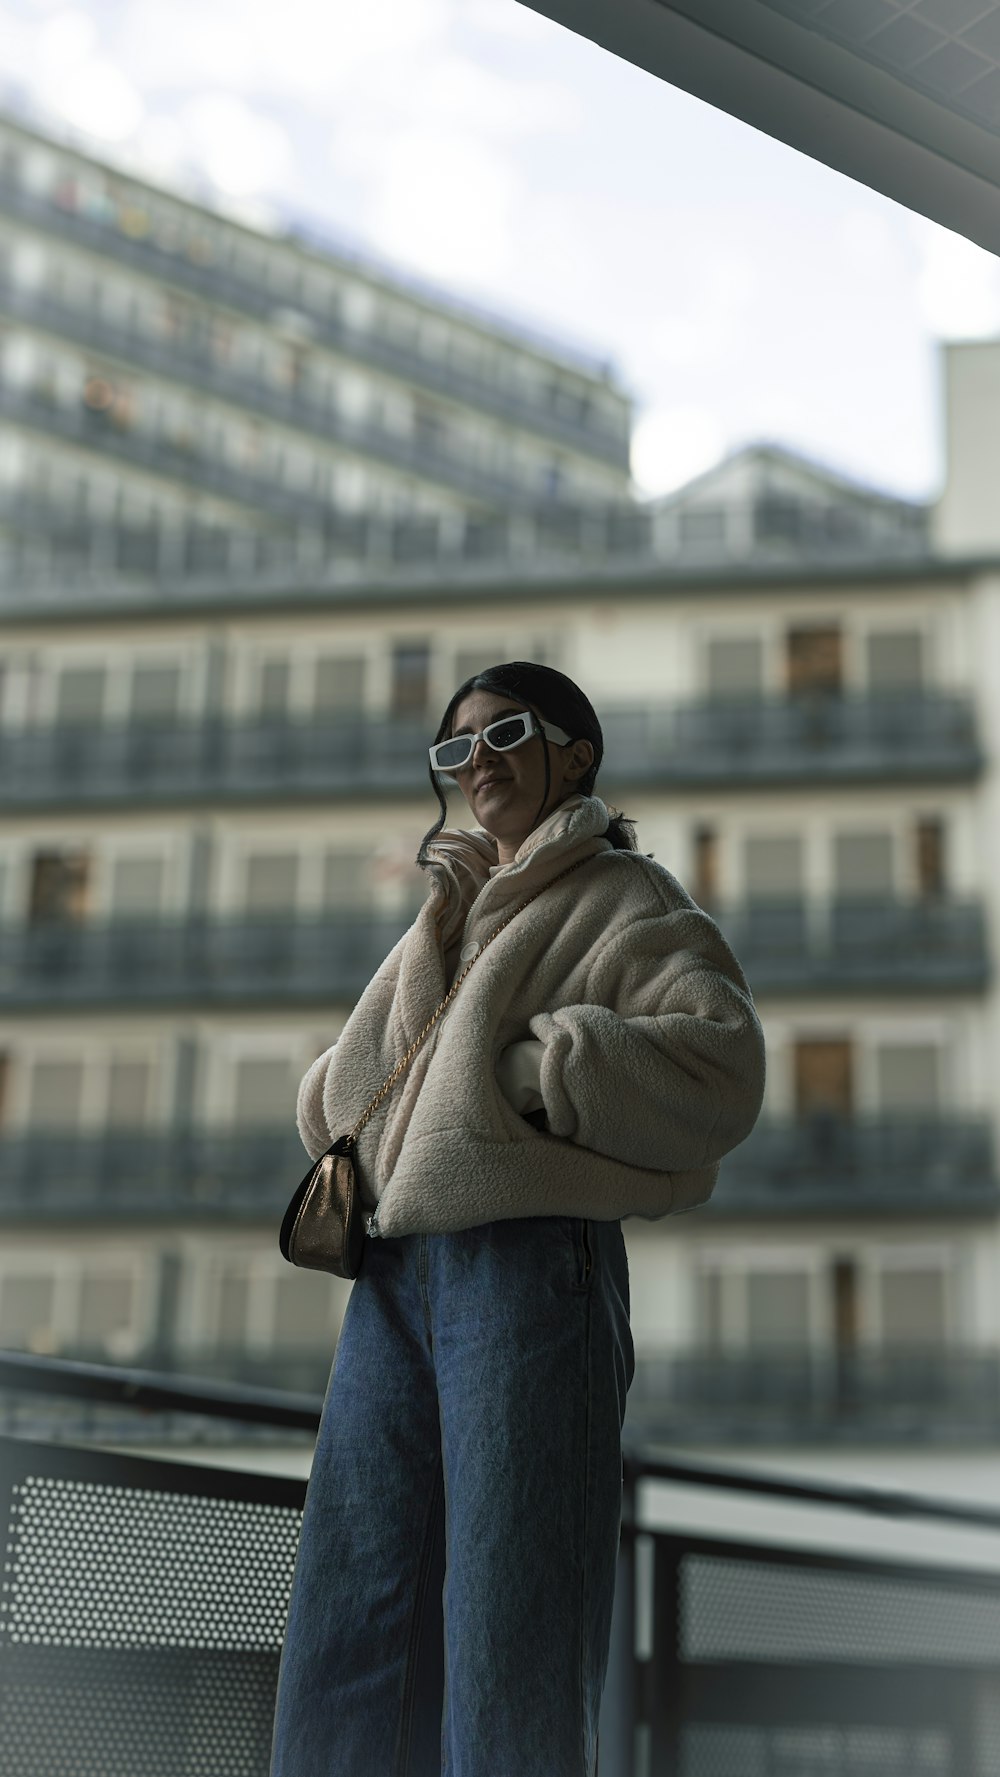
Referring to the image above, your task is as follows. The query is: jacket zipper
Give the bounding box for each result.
[581,1218,592,1285]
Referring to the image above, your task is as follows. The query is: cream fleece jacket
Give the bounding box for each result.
[295,793,766,1237]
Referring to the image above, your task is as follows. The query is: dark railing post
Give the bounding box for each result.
[599,1456,637,1777]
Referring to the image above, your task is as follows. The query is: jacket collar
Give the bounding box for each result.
[424,793,614,953]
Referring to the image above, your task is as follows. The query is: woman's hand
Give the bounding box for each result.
[496,1038,545,1117]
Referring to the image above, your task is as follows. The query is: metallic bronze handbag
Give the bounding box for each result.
[278,852,594,1278]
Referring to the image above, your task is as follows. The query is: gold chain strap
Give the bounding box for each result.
[346,851,596,1147]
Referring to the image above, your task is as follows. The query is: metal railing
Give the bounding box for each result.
[0,1126,306,1221]
[715,895,990,992]
[628,1344,1000,1443]
[0,896,989,1009]
[0,177,630,466]
[3,1349,1000,1776]
[0,911,415,1009]
[12,1341,999,1446]
[714,1112,999,1214]
[0,691,983,812]
[0,1113,994,1222]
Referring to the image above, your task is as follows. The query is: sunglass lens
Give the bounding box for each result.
[433,737,473,770]
[486,716,529,750]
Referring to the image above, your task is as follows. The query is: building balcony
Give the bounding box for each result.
[0,1127,306,1222]
[0,1114,996,1222]
[0,898,989,1011]
[0,176,630,470]
[712,1114,1000,1216]
[0,691,982,814]
[714,896,991,993]
[0,913,415,1010]
[0,281,590,512]
[1,383,345,527]
[627,1344,1000,1443]
[600,691,983,786]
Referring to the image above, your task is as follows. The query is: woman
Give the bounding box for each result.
[270,661,765,1777]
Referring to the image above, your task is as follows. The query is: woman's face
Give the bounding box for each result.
[447,689,595,865]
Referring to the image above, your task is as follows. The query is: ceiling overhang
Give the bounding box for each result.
[518,0,1000,257]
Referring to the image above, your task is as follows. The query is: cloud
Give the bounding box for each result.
[4,5,143,142]
[630,404,727,498]
[341,126,518,285]
[904,213,1000,339]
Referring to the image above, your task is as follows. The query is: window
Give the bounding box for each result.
[131,663,181,721]
[28,1059,83,1128]
[322,850,371,910]
[107,1059,151,1127]
[679,506,726,546]
[244,852,299,912]
[746,1270,811,1347]
[744,835,803,900]
[794,1039,853,1117]
[705,637,763,700]
[879,1264,946,1345]
[314,654,367,713]
[110,856,164,916]
[876,1044,940,1114]
[867,630,924,691]
[28,853,90,923]
[915,816,946,898]
[391,641,431,717]
[754,495,802,544]
[786,625,843,694]
[233,1058,295,1124]
[0,1274,56,1348]
[257,657,290,717]
[273,1273,337,1346]
[833,832,894,898]
[217,1265,250,1344]
[56,665,105,723]
[78,1272,135,1346]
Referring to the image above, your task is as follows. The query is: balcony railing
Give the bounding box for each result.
[0,913,416,1010]
[0,282,587,511]
[0,692,982,812]
[714,895,990,992]
[0,177,630,468]
[37,1341,1000,1445]
[0,896,989,1010]
[0,1114,995,1222]
[628,1344,1000,1443]
[0,1128,307,1222]
[713,1113,1000,1214]
[4,1351,1000,1777]
[602,690,983,785]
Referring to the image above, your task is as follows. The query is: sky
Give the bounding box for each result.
[2,0,1000,504]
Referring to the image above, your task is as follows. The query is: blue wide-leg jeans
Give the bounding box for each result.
[269,1213,635,1777]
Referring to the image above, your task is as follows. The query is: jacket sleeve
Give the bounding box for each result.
[296,1044,337,1161]
[528,901,766,1175]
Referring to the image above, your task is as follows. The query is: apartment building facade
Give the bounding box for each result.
[2,105,1000,1482]
[2,332,1000,1486]
[0,108,632,591]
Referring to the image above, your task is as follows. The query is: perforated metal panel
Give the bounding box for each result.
[0,1437,305,1777]
[646,1535,1000,1777]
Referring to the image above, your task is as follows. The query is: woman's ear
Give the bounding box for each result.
[568,739,595,780]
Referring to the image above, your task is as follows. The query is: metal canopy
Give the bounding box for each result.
[519,0,1000,257]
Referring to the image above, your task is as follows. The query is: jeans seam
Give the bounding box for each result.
[579,1285,593,1776]
[396,1450,443,1777]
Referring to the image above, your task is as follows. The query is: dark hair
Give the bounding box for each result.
[416,660,640,869]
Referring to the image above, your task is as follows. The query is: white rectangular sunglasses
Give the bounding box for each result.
[429,709,572,776]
